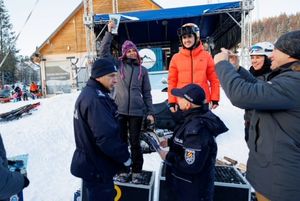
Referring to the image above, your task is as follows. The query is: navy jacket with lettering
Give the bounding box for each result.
[70,78,130,182]
[166,107,228,201]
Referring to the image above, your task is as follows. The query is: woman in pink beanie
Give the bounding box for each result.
[98,20,155,184]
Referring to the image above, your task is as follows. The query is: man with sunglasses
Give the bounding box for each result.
[168,23,220,114]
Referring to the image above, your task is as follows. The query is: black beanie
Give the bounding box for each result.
[274,30,300,60]
[91,58,118,78]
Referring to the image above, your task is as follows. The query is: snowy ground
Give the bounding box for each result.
[0,89,248,201]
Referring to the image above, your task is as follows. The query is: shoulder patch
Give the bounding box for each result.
[184,149,195,165]
[96,90,105,97]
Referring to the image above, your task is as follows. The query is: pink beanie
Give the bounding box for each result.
[118,40,142,80]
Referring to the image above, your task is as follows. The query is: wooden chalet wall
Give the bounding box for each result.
[39,0,160,56]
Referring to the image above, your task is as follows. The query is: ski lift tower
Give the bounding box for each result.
[240,0,254,68]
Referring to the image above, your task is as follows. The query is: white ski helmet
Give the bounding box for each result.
[249,42,274,57]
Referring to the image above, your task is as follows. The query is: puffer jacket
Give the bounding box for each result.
[0,134,25,200]
[168,44,220,104]
[216,60,300,201]
[98,32,154,117]
[166,107,228,201]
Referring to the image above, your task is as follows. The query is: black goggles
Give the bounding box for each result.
[177,26,199,37]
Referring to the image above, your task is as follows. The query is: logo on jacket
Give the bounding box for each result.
[74,109,78,120]
[96,90,105,97]
[185,149,195,165]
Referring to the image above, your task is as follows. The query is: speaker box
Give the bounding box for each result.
[158,163,251,201]
[81,170,155,201]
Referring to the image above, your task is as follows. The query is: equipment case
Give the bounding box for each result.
[81,170,155,201]
[158,163,251,201]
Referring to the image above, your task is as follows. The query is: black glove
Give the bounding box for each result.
[211,100,219,106]
[23,176,30,188]
[7,160,17,166]
[168,103,176,108]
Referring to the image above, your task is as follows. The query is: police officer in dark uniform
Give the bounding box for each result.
[159,84,228,201]
[70,58,131,201]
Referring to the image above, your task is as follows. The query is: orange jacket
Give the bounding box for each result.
[168,44,220,103]
[30,83,38,92]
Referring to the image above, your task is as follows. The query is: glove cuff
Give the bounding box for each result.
[211,100,219,105]
[123,158,132,166]
[168,103,176,108]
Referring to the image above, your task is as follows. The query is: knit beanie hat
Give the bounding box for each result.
[91,58,117,79]
[118,40,142,80]
[274,30,300,60]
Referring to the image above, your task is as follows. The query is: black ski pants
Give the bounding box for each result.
[83,179,115,201]
[118,114,143,173]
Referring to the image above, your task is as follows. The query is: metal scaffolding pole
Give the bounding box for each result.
[83,0,95,62]
[240,0,254,68]
[81,0,95,88]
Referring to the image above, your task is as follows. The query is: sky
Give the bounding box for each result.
[1,86,247,201]
[3,0,300,56]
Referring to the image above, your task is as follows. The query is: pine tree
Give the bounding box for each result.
[0,0,18,85]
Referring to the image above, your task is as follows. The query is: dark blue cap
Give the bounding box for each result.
[171,84,206,106]
[91,58,118,78]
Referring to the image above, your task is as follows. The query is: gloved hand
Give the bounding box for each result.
[23,175,30,188]
[7,160,17,166]
[168,103,178,113]
[211,100,219,109]
[123,158,132,173]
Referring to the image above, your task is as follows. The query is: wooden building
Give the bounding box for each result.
[34,0,161,95]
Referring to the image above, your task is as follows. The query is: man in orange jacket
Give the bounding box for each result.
[168,23,220,112]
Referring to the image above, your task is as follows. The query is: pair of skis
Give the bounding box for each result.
[0,102,40,122]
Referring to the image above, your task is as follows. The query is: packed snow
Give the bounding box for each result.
[0,88,248,201]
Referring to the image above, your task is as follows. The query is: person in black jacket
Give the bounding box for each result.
[0,134,29,201]
[158,84,228,201]
[70,58,131,201]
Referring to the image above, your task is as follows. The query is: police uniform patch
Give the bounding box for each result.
[184,149,195,165]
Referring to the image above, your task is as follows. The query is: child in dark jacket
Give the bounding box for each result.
[159,84,228,201]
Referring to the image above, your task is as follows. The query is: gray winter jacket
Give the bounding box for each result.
[0,134,25,201]
[216,60,300,201]
[98,32,154,116]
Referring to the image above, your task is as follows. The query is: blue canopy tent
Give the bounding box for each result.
[94,1,243,66]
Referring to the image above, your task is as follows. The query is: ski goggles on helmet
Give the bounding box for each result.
[177,26,199,37]
[249,45,273,55]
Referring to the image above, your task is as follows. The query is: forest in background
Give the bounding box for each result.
[252,12,300,44]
